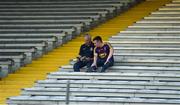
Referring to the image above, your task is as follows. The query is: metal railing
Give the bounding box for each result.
[66,80,70,105]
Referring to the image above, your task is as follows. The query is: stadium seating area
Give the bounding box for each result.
[5,0,180,105]
[0,0,140,78]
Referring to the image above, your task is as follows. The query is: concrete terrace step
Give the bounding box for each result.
[0,59,13,78]
[109,41,180,47]
[0,0,133,4]
[0,15,101,20]
[159,7,180,11]
[145,16,180,19]
[0,7,116,12]
[21,87,180,99]
[0,10,111,14]
[166,3,180,6]
[115,59,180,67]
[126,28,180,31]
[0,33,66,46]
[61,65,180,71]
[68,59,180,67]
[129,25,180,28]
[0,20,93,26]
[60,64,180,73]
[8,96,180,105]
[0,24,84,28]
[35,79,180,90]
[0,48,36,53]
[47,72,180,82]
[115,35,180,39]
[113,47,180,53]
[116,32,180,36]
[0,4,123,8]
[136,20,180,24]
[133,23,180,26]
[110,36,180,41]
[120,30,180,33]
[113,53,180,57]
[151,11,180,14]
[0,29,75,33]
[0,19,93,23]
[149,14,180,17]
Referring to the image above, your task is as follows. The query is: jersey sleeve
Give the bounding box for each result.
[106,42,113,49]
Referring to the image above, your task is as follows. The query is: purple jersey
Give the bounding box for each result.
[94,43,113,60]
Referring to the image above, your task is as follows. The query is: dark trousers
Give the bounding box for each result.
[73,60,93,72]
[91,58,114,72]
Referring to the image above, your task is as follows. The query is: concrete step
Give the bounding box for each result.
[0,4,114,8]
[0,41,46,57]
[0,28,75,34]
[150,14,180,17]
[0,37,56,41]
[117,32,180,36]
[0,7,115,12]
[151,11,180,15]
[0,12,107,19]
[109,41,180,47]
[0,9,111,14]
[0,53,24,71]
[126,25,180,31]
[60,64,180,74]
[126,28,180,31]
[172,0,180,3]
[0,4,123,8]
[158,10,180,12]
[0,15,100,18]
[113,47,180,53]
[0,20,93,27]
[0,0,135,1]
[8,96,180,105]
[0,25,79,29]
[0,59,12,78]
[0,0,131,4]
[114,53,180,57]
[129,25,180,28]
[35,79,180,90]
[166,3,180,6]
[0,33,66,46]
[0,24,83,27]
[21,87,180,99]
[0,16,100,22]
[0,38,56,51]
[120,30,180,34]
[0,25,80,34]
[110,36,180,41]
[114,59,180,67]
[116,34,180,37]
[47,72,180,82]
[111,65,180,73]
[159,7,180,11]
[144,16,180,19]
[136,20,180,24]
[114,53,180,58]
[0,19,93,23]
[133,22,180,26]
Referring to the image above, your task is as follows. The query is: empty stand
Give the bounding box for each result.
[0,0,138,78]
[7,0,180,105]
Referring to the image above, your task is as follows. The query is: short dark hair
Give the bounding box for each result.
[93,36,102,42]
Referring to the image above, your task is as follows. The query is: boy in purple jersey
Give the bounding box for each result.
[88,36,114,72]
